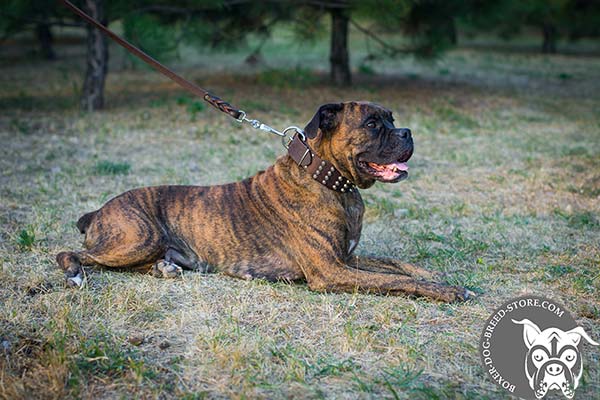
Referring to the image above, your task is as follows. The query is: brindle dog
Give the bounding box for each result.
[57,102,469,302]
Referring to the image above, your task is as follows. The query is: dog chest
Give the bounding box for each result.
[342,192,364,256]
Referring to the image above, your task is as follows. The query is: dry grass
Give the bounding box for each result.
[1,34,599,399]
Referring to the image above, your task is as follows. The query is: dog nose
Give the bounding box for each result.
[396,128,411,139]
[546,363,564,376]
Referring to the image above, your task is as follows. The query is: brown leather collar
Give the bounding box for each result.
[287,134,356,193]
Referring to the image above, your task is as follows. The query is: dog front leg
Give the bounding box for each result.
[304,256,468,302]
[347,255,435,280]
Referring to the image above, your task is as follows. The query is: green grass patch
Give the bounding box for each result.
[177,95,206,121]
[16,226,36,250]
[413,228,490,266]
[545,264,576,279]
[433,105,479,130]
[93,160,132,176]
[553,209,599,229]
[363,194,397,218]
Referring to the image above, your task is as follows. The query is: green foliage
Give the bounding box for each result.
[179,1,292,50]
[17,227,36,250]
[1,0,56,37]
[459,0,600,51]
[122,13,180,64]
[289,7,327,44]
[353,0,413,27]
[461,1,567,37]
[358,63,376,75]
[350,1,468,60]
[566,0,600,39]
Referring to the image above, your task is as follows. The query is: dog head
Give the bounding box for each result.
[512,319,598,399]
[304,102,413,189]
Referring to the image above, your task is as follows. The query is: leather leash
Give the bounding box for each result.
[61,0,355,193]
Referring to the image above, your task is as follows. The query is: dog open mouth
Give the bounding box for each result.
[358,160,409,182]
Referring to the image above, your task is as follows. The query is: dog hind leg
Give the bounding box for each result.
[56,251,88,287]
[57,220,167,286]
[150,260,183,278]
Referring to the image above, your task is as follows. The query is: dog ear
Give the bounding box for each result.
[564,326,599,347]
[512,319,542,349]
[304,103,344,139]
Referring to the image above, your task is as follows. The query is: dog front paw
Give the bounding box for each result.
[66,272,84,288]
[451,286,476,302]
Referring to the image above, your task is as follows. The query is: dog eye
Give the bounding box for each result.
[563,350,577,362]
[532,350,546,362]
[366,121,377,129]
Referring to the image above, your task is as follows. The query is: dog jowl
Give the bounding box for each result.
[56,101,469,302]
[512,319,599,399]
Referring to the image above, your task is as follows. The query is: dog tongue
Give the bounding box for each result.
[367,161,409,180]
[387,162,409,172]
[368,161,409,172]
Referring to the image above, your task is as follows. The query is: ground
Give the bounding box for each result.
[0,29,599,399]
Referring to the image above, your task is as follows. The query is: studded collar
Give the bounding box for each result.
[287,133,356,193]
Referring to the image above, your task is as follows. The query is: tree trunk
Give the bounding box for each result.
[447,18,458,45]
[81,0,108,111]
[36,23,56,60]
[329,8,351,86]
[542,23,557,54]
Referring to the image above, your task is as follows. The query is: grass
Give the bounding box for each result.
[16,227,36,250]
[1,28,599,399]
[92,160,132,176]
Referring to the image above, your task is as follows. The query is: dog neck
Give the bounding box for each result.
[287,134,356,193]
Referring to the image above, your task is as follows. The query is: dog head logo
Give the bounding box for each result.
[512,319,598,399]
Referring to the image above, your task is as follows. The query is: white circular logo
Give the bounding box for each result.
[479,295,598,399]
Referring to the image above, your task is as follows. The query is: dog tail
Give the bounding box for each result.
[76,210,97,234]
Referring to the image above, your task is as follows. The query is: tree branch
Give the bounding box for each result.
[350,19,416,57]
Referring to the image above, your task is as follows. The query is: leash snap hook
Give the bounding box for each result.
[237,110,305,148]
[237,110,261,129]
[238,110,288,137]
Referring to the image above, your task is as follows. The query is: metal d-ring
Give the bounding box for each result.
[281,126,305,148]
[236,110,247,122]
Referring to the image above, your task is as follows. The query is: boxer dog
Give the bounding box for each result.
[57,102,470,302]
[513,318,599,399]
